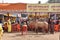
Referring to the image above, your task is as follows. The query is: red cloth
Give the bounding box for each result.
[54,24,59,32]
[22,25,27,32]
[16,24,21,31]
[12,24,17,32]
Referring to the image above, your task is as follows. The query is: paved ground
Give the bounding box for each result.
[2,32,60,40]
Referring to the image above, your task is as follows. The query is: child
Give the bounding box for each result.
[4,23,8,32]
[22,22,28,35]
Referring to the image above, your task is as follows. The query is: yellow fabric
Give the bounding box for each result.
[0,28,2,31]
[0,30,3,40]
[0,24,3,31]
[7,19,11,32]
[0,24,3,40]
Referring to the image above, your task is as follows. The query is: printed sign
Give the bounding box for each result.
[27,4,49,12]
[27,3,60,12]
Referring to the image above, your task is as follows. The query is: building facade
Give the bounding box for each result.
[48,0,60,3]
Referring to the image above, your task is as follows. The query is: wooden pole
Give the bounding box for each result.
[35,12,37,20]
[7,12,9,20]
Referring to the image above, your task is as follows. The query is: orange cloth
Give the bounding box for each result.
[54,25,59,32]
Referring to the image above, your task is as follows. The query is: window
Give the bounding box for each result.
[21,14,27,17]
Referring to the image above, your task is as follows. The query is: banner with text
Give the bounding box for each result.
[27,3,60,12]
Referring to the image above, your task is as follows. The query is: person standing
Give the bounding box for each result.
[0,24,3,40]
[48,18,51,32]
[7,19,11,32]
[50,19,55,34]
[58,19,60,31]
[21,22,28,35]
[54,20,59,32]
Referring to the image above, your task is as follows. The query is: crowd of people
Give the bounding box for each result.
[48,18,60,34]
[0,18,60,34]
[0,17,60,40]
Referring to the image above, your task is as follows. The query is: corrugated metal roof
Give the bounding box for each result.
[0,3,27,10]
